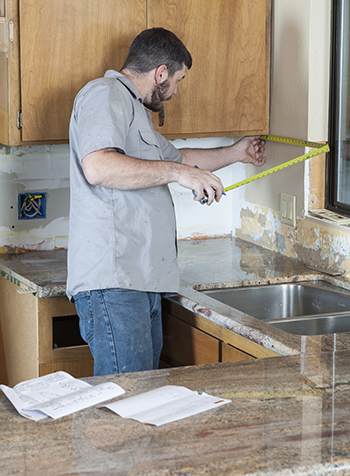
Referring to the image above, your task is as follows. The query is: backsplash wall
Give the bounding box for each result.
[0,137,239,253]
[0,144,70,252]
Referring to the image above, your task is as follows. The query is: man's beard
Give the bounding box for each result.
[144,79,171,112]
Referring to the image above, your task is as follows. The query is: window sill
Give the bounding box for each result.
[306,209,350,232]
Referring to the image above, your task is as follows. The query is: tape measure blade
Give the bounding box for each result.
[224,143,329,193]
[260,134,325,149]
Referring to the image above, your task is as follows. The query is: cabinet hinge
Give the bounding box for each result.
[16,110,22,130]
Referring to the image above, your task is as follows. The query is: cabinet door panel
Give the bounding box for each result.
[162,311,219,366]
[19,0,146,142]
[148,0,270,137]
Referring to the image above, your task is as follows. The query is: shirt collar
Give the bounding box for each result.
[104,70,143,103]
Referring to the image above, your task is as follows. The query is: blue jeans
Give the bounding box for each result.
[73,289,163,376]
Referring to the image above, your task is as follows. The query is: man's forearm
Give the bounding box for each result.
[81,147,225,205]
[82,148,185,190]
[180,146,235,172]
[180,136,266,171]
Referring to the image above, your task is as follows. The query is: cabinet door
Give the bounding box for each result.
[162,311,219,366]
[19,0,146,142]
[148,0,271,138]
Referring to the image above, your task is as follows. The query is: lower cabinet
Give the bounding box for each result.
[0,275,93,387]
[161,298,278,367]
[0,274,279,387]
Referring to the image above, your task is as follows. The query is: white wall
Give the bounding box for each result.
[243,0,331,219]
[171,136,244,240]
[234,0,350,277]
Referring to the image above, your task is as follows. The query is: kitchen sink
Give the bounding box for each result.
[199,280,350,335]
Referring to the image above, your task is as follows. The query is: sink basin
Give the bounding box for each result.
[199,281,350,335]
[267,313,350,335]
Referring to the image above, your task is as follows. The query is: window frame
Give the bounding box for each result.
[327,0,350,216]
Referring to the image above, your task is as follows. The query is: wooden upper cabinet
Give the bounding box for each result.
[1,0,146,145]
[149,0,271,138]
[0,0,270,146]
[19,0,145,143]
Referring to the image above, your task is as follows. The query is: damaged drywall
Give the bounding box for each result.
[295,218,350,273]
[233,2,347,277]
[0,144,70,252]
[237,204,288,254]
[237,201,350,277]
[0,137,239,252]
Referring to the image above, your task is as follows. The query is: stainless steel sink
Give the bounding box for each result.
[199,281,350,335]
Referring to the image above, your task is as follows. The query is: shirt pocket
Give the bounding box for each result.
[138,129,164,161]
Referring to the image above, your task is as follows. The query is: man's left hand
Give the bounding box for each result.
[233,136,266,166]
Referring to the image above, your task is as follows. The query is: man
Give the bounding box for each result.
[67,28,266,376]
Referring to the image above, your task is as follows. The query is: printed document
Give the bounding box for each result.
[0,371,125,421]
[105,385,231,426]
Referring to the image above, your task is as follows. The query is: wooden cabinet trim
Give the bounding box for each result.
[0,277,39,386]
[39,359,93,378]
[38,296,92,364]
[221,342,255,362]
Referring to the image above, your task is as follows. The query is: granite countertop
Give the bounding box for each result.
[2,238,350,474]
[1,236,350,358]
[2,351,350,475]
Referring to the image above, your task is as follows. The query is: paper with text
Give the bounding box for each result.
[0,371,125,421]
[105,385,231,426]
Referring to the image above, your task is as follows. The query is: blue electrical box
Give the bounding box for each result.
[18,193,46,220]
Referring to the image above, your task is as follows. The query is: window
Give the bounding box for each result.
[328,0,350,215]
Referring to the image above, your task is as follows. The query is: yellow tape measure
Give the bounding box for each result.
[223,135,330,193]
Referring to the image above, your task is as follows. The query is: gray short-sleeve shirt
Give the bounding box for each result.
[66,70,183,300]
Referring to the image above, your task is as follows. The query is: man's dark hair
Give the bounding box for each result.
[121,28,192,77]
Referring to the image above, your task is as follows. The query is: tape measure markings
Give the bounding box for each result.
[224,136,329,193]
[259,135,325,149]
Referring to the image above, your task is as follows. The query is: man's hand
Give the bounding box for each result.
[177,164,224,206]
[232,136,266,166]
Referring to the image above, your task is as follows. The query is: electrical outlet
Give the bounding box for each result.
[280,193,296,227]
[18,193,46,220]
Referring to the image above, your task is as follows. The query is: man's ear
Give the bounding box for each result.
[155,65,168,84]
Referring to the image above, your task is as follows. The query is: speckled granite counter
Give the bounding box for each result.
[0,248,68,297]
[2,238,350,475]
[1,237,350,359]
[2,352,350,475]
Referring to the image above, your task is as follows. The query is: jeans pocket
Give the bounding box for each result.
[74,292,94,344]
